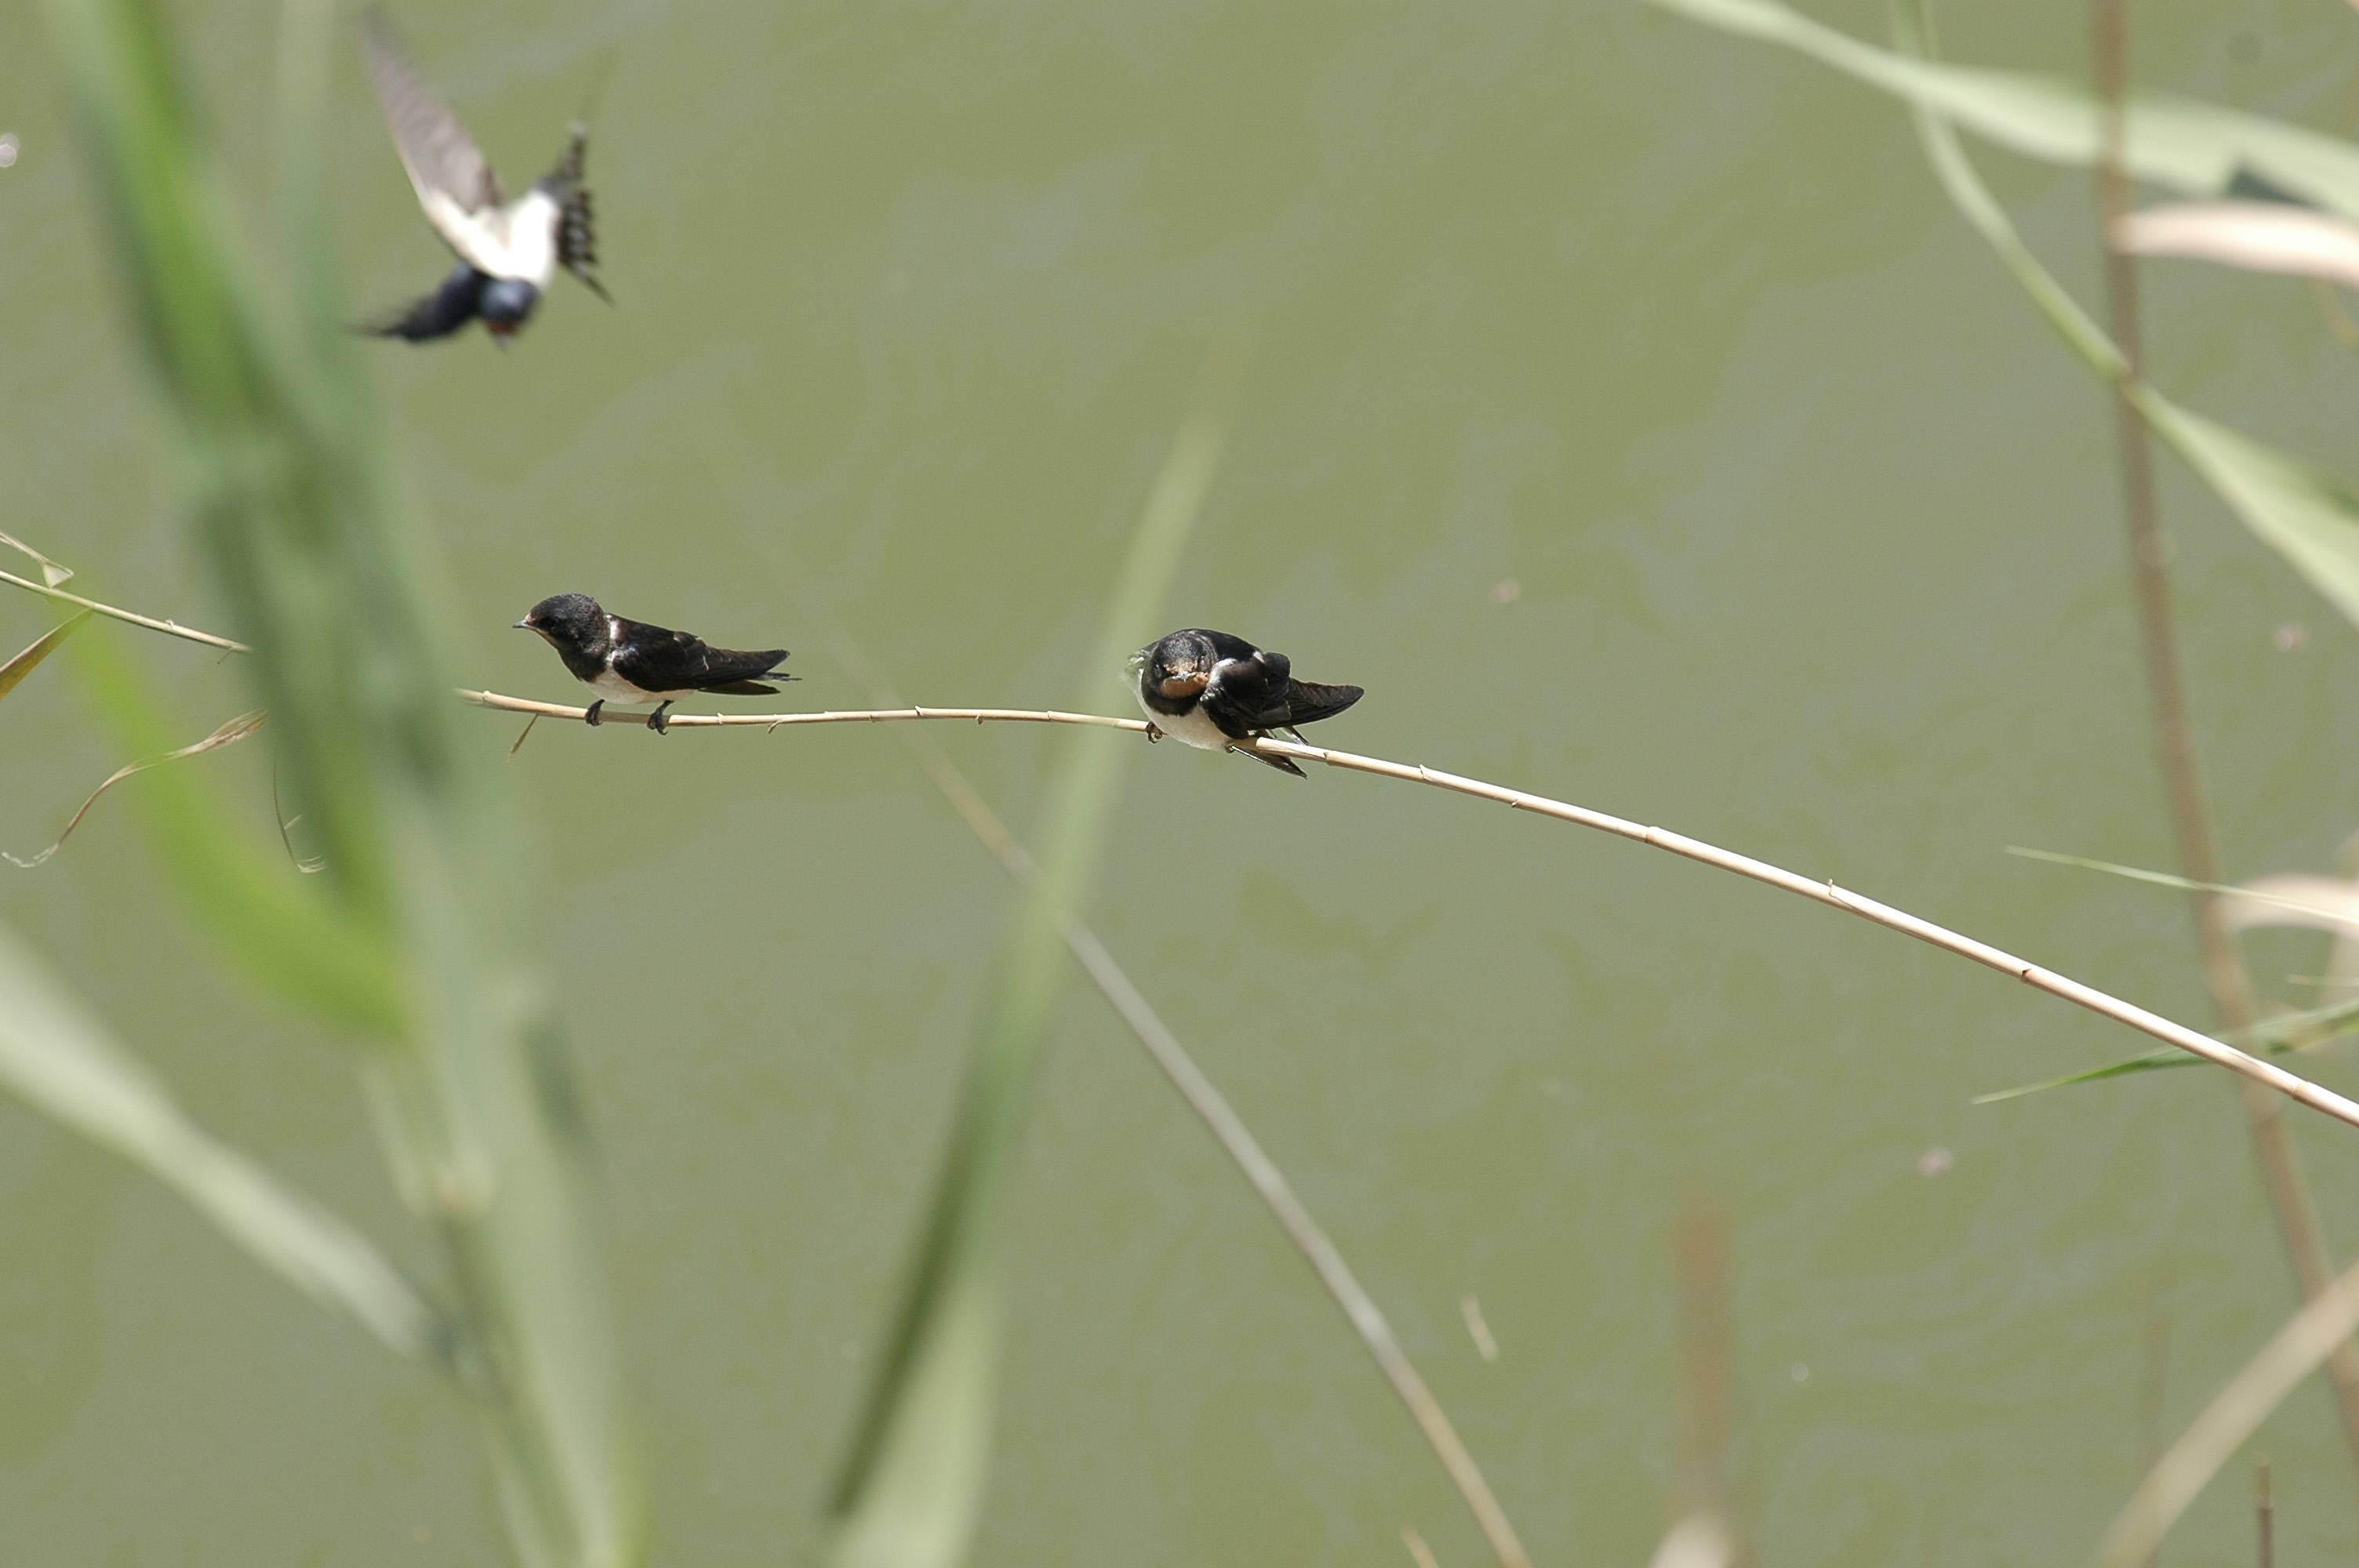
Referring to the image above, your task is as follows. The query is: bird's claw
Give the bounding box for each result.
[583,699,604,727]
[649,702,673,735]
[1144,722,1163,743]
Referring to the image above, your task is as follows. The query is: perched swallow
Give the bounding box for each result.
[517,593,794,733]
[1129,628,1363,778]
[360,13,607,343]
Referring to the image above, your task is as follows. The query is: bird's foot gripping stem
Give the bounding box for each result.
[648,702,674,735]
[583,699,605,727]
[1144,721,1164,743]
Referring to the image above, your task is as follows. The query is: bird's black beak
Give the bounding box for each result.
[513,619,532,630]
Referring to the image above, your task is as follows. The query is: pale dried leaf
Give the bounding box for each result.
[1648,1512,1735,1568]
[0,531,74,588]
[2115,201,2359,290]
[2224,873,2359,935]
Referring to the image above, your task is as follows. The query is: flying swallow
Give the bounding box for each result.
[360,13,607,343]
[516,593,793,733]
[1128,628,1363,777]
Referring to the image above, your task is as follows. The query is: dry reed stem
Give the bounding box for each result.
[2090,1256,2359,1568]
[2089,0,2359,1467]
[812,641,1536,1568]
[460,690,1145,734]
[462,688,2359,1132]
[0,568,249,653]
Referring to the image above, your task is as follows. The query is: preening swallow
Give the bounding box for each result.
[517,593,793,733]
[1129,628,1364,777]
[361,13,607,343]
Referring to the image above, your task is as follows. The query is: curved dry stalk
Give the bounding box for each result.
[1063,917,1532,1566]
[7,710,267,869]
[819,637,1534,1568]
[2090,1252,2359,1568]
[1,568,248,654]
[466,688,2359,1131]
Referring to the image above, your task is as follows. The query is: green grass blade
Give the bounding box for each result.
[0,610,90,702]
[2008,847,2359,927]
[1652,0,2359,220]
[44,0,641,1560]
[828,399,1231,1568]
[0,918,450,1363]
[1975,996,2359,1102]
[1973,1050,2193,1103]
[2132,404,2359,635]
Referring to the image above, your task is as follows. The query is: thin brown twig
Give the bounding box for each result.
[2090,0,2359,1472]
[2255,1455,2273,1568]
[466,688,2359,1131]
[820,637,1536,1568]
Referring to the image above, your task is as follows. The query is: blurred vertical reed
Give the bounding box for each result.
[827,369,1234,1568]
[38,0,640,1561]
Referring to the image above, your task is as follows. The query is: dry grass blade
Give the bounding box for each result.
[0,568,248,653]
[0,609,92,702]
[0,919,449,1363]
[7,710,266,869]
[2090,1254,2359,1568]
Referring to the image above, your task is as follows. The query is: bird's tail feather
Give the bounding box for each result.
[1284,679,1363,728]
[1238,744,1307,779]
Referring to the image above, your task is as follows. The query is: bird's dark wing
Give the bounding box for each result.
[544,127,610,301]
[1199,648,1295,739]
[612,620,789,693]
[607,621,711,691]
[691,647,792,691]
[361,265,485,340]
[1281,679,1363,728]
[362,15,507,255]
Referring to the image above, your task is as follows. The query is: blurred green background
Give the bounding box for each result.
[8,0,2359,1561]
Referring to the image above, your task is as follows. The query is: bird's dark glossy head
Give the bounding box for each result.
[516,593,603,648]
[1132,629,1217,706]
[481,278,540,338]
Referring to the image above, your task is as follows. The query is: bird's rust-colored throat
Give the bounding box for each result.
[1158,671,1209,699]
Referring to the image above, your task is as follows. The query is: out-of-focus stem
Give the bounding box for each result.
[2090,0,2359,1476]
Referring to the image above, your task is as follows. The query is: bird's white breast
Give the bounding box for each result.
[1154,701,1236,753]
